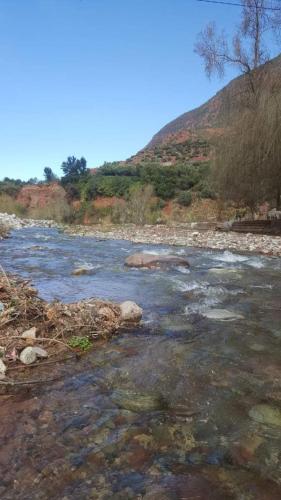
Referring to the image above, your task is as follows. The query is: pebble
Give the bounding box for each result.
[19,346,37,365]
[21,326,37,340]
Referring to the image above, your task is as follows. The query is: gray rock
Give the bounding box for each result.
[19,346,37,365]
[125,252,190,269]
[32,346,48,358]
[120,301,142,322]
[21,326,37,340]
[0,302,4,313]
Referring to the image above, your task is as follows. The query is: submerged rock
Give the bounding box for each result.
[71,267,91,276]
[249,404,281,427]
[125,252,190,269]
[120,301,142,322]
[112,389,165,412]
[202,308,244,321]
[208,268,243,279]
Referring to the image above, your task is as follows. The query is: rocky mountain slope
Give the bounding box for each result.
[128,54,281,164]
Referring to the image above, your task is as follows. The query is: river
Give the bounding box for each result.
[1,228,281,499]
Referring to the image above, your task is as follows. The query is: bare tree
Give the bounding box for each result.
[195,1,280,78]
[195,0,281,211]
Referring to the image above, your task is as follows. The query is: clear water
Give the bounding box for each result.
[1,228,281,499]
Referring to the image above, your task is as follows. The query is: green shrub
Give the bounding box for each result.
[177,191,192,207]
[68,336,92,351]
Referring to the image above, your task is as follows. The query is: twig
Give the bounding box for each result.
[0,376,62,386]
[0,335,75,351]
[6,354,77,370]
[0,264,11,288]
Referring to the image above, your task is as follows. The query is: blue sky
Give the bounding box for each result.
[0,0,268,180]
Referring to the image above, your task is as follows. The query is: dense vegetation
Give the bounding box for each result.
[75,160,212,202]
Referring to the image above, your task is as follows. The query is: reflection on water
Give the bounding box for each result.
[1,228,281,499]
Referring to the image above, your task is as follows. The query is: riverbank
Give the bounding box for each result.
[1,212,281,256]
[65,223,281,257]
[0,212,60,231]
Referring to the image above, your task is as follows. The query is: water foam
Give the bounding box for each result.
[213,250,248,263]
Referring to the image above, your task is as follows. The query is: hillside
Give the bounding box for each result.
[128,54,281,164]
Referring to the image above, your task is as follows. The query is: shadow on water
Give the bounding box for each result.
[1,228,281,498]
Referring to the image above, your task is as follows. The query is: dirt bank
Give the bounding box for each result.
[65,223,281,257]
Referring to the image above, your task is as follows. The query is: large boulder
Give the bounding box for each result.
[125,253,190,269]
[120,301,143,322]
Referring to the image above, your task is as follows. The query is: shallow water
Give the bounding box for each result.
[1,228,281,499]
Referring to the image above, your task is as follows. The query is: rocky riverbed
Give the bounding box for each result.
[65,223,281,257]
[1,227,281,498]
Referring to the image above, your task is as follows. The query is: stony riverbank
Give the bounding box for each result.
[1,212,280,256]
[0,212,60,231]
[65,223,281,257]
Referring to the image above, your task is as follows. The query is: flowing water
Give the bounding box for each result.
[1,228,281,499]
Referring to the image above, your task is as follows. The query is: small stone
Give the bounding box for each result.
[32,346,48,358]
[0,359,7,374]
[19,346,37,365]
[120,301,142,322]
[21,326,37,340]
[0,302,4,313]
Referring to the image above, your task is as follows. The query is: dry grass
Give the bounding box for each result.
[0,270,122,387]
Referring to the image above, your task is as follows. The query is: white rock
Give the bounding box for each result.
[120,301,143,322]
[0,359,7,374]
[32,346,48,358]
[202,308,244,321]
[19,346,37,365]
[21,326,37,340]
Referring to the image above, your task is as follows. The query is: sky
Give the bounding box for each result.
[0,0,271,180]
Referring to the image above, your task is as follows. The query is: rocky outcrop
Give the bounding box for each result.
[125,252,190,269]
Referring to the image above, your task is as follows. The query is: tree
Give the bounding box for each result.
[195,0,281,211]
[195,1,280,83]
[44,167,57,183]
[61,156,88,178]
